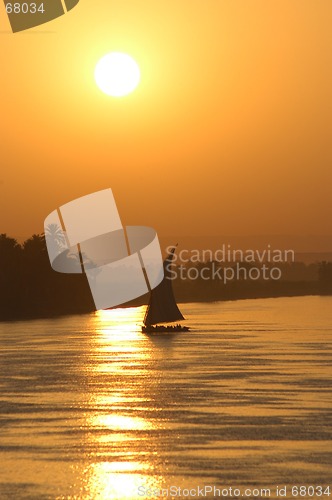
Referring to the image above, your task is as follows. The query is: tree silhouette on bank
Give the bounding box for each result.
[318,261,332,294]
[0,233,94,321]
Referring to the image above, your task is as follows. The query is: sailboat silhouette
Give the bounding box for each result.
[4,0,80,33]
[142,246,190,334]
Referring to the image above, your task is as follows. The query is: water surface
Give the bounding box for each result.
[0,296,331,499]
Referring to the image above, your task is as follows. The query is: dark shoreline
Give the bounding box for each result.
[1,233,331,324]
[1,288,330,324]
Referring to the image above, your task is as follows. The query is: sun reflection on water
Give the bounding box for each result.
[91,306,150,366]
[94,414,154,431]
[81,461,161,500]
[78,306,166,499]
[95,307,146,334]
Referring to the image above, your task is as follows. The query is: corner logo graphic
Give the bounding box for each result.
[3,0,80,33]
[44,189,164,310]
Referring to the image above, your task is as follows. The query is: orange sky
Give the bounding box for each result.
[0,0,331,250]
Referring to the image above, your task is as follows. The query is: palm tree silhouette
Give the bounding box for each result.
[45,223,66,251]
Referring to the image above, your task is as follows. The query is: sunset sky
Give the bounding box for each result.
[0,0,331,250]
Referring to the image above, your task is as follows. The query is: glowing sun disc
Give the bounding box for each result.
[94,52,140,97]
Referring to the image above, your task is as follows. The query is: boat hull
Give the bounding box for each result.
[142,325,190,334]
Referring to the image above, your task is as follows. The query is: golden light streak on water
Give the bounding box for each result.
[95,306,146,333]
[75,306,165,498]
[82,462,160,500]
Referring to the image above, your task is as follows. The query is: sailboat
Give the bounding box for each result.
[142,246,190,333]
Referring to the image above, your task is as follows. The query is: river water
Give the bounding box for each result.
[0,296,331,499]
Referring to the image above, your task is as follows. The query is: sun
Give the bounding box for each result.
[94,52,141,97]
